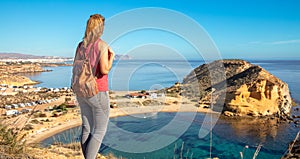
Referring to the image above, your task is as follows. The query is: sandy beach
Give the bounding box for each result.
[26,91,216,144]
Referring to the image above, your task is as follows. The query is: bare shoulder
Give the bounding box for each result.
[98,40,109,50]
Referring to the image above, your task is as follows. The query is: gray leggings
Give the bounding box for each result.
[77,91,110,159]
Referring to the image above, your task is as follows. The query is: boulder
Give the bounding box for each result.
[181,59,293,117]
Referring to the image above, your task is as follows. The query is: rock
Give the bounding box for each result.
[203,105,210,109]
[0,62,44,74]
[292,115,300,118]
[110,102,117,108]
[180,59,293,118]
[0,62,44,86]
[0,75,38,86]
[224,111,234,117]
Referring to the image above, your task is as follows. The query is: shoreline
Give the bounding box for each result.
[28,103,218,144]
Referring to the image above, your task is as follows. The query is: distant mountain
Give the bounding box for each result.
[114,54,132,60]
[0,53,131,60]
[0,53,71,59]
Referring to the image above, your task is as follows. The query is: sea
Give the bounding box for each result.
[24,59,300,159]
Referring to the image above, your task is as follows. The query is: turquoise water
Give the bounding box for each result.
[42,112,299,159]
[27,59,300,158]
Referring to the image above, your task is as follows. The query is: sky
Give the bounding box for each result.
[0,0,299,60]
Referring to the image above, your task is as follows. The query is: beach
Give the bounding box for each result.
[25,90,215,144]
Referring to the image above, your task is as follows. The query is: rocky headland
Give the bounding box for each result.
[0,75,38,86]
[168,59,294,118]
[0,62,47,86]
[0,62,45,74]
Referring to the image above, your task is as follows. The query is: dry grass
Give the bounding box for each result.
[0,122,31,158]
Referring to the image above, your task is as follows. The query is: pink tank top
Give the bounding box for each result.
[78,39,108,92]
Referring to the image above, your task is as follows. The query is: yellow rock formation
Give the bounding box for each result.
[226,68,292,116]
[181,59,293,117]
[0,75,38,86]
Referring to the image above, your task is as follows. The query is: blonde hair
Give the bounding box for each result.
[83,14,105,48]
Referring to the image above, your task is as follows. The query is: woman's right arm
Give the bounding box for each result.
[99,42,114,75]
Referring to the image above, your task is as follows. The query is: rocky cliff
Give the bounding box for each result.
[0,62,44,86]
[0,75,38,86]
[0,62,44,74]
[179,59,293,117]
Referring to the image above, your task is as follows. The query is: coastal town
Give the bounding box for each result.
[0,60,76,140]
[0,57,299,158]
[0,58,202,158]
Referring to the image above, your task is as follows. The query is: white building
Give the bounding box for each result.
[53,88,60,92]
[6,110,19,116]
[150,93,158,99]
[5,105,12,110]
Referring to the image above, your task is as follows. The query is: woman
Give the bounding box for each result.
[74,14,114,159]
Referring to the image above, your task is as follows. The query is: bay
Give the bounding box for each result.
[22,60,300,101]
[36,59,300,159]
[42,112,299,159]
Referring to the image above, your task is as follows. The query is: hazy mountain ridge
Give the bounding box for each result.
[0,53,131,60]
[114,54,131,60]
[0,53,71,59]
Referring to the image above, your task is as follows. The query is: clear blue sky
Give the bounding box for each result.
[0,0,299,60]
